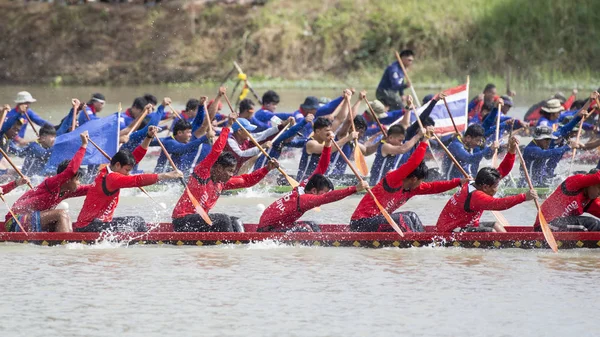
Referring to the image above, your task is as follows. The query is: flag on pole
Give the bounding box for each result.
[395,83,469,134]
[44,113,121,174]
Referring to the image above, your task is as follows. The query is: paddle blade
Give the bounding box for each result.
[281,169,300,188]
[354,145,369,176]
[372,196,404,237]
[491,211,510,228]
[538,210,558,253]
[185,187,212,225]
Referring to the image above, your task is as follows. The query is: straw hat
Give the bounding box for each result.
[368,100,387,118]
[541,98,564,114]
[14,91,36,104]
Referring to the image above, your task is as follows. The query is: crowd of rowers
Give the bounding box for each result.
[0,54,600,233]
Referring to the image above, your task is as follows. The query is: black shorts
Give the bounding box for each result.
[376,88,403,111]
[257,221,321,233]
[75,216,147,232]
[546,216,600,232]
[350,211,424,232]
[172,213,244,232]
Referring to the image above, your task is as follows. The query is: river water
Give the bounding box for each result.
[0,86,598,337]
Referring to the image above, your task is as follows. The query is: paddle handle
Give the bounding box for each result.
[442,97,460,135]
[22,110,39,137]
[494,103,502,142]
[431,133,470,179]
[167,104,183,120]
[331,139,363,183]
[126,107,150,137]
[0,147,33,189]
[395,50,420,107]
[0,193,27,235]
[363,97,387,138]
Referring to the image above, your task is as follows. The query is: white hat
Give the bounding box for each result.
[14,91,36,104]
[540,98,564,114]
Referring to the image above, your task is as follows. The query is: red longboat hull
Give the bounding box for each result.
[1,224,599,249]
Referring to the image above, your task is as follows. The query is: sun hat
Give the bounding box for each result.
[500,95,513,107]
[533,126,558,140]
[368,100,387,118]
[14,91,36,104]
[300,96,319,111]
[541,98,565,114]
[232,118,257,133]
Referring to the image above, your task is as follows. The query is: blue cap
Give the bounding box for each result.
[422,94,434,105]
[232,118,257,132]
[300,96,320,111]
[500,95,513,107]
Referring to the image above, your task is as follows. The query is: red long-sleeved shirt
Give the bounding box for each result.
[436,152,526,232]
[76,146,158,227]
[259,145,354,230]
[535,172,600,228]
[172,127,270,219]
[7,146,89,221]
[351,142,460,220]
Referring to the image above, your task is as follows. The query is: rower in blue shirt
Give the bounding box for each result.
[521,126,576,187]
[327,116,369,184]
[77,93,105,127]
[441,124,498,180]
[252,90,295,132]
[152,119,213,175]
[11,124,56,177]
[536,98,565,129]
[369,124,426,186]
[376,49,414,111]
[253,114,315,171]
[297,95,345,138]
[8,91,52,140]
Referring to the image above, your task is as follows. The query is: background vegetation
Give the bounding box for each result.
[1,0,598,89]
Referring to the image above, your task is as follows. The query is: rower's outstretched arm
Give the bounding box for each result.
[384,141,428,189]
[298,186,357,212]
[468,191,526,212]
[194,127,230,178]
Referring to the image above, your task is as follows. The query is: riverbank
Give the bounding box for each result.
[1,0,598,89]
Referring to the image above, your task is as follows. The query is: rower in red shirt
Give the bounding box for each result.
[75,126,183,232]
[258,132,368,232]
[436,136,537,232]
[5,132,90,233]
[534,168,600,231]
[350,128,468,232]
[172,117,280,232]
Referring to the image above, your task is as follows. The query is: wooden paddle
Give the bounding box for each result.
[222,93,299,188]
[363,97,387,138]
[0,147,34,189]
[492,102,503,167]
[167,103,183,120]
[202,100,216,145]
[126,105,150,137]
[331,139,404,237]
[88,137,166,209]
[346,97,369,176]
[515,145,558,252]
[153,136,212,225]
[233,61,262,104]
[395,50,420,107]
[441,96,461,136]
[21,107,39,137]
[568,110,587,175]
[0,193,27,234]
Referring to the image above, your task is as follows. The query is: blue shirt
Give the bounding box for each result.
[369,141,405,186]
[151,135,211,175]
[253,119,310,170]
[442,138,492,180]
[522,141,570,186]
[7,108,51,139]
[376,61,408,94]
[11,141,52,177]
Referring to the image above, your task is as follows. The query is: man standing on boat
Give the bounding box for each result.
[376,49,414,111]
[8,91,52,142]
[351,133,466,232]
[436,136,537,232]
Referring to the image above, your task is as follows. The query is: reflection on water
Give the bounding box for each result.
[1,245,599,337]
